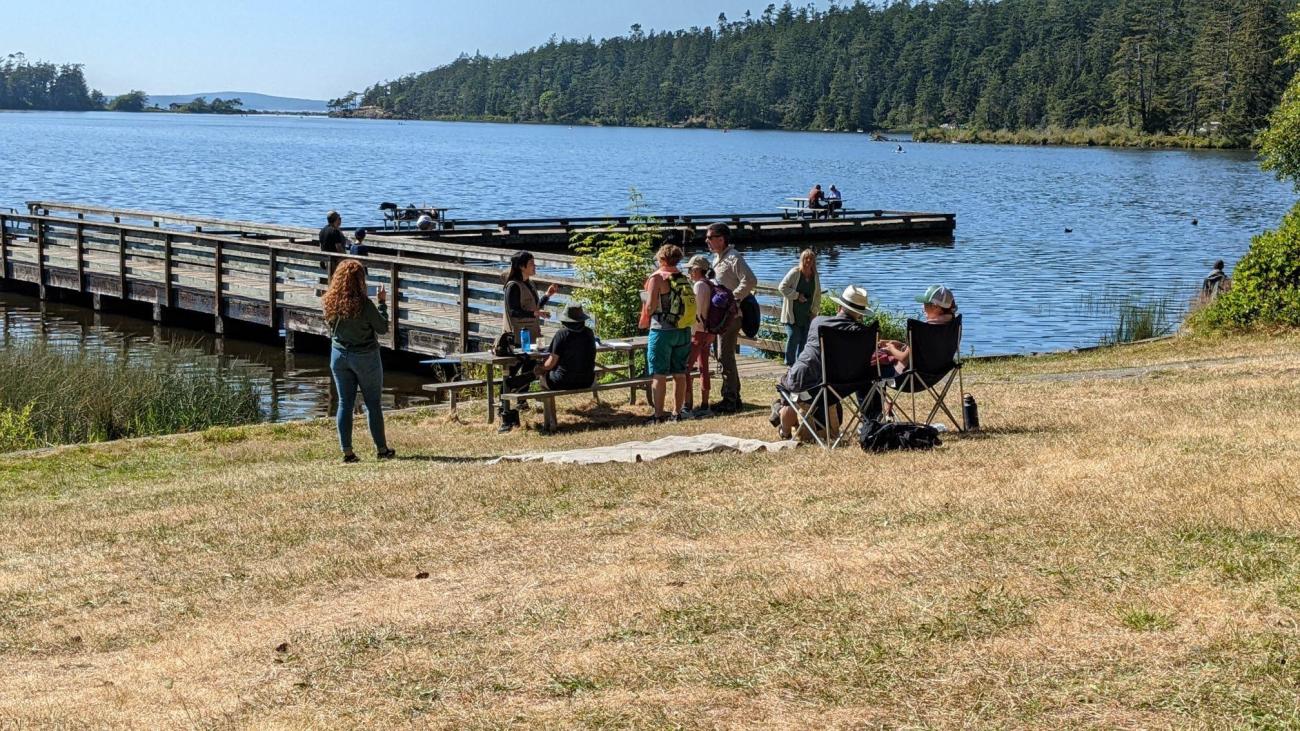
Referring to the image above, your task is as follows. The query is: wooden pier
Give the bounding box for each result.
[385,208,956,250]
[2,203,818,360]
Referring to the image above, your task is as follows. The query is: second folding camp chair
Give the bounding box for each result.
[777,321,881,449]
[882,314,965,431]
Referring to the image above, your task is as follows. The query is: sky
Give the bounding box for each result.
[0,0,787,100]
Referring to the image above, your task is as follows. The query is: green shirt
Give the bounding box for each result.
[329,299,389,353]
[793,274,815,329]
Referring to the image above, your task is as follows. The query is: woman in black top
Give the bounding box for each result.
[498,251,559,431]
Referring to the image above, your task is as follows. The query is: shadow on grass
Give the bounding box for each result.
[391,455,491,464]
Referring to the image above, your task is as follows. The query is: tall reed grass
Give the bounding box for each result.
[914,125,1250,149]
[0,340,263,451]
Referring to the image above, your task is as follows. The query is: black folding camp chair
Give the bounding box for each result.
[776,321,881,449]
[882,315,965,431]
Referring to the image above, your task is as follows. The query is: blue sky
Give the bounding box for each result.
[1,0,784,100]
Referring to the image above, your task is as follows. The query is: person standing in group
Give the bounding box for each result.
[778,249,821,366]
[498,250,559,431]
[639,243,694,423]
[684,255,717,415]
[707,223,757,413]
[319,210,349,254]
[322,259,394,463]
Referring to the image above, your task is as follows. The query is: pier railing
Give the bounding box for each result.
[0,209,795,359]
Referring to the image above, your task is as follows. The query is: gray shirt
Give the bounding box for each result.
[780,314,870,393]
[711,245,757,301]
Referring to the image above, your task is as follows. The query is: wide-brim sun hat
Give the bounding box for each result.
[559,304,591,326]
[831,285,873,318]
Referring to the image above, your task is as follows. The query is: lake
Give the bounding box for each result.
[1,111,1294,418]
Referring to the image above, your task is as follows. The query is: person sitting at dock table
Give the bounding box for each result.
[322,259,395,463]
[533,305,597,391]
[349,228,370,256]
[319,210,348,253]
[826,185,843,216]
[806,184,826,217]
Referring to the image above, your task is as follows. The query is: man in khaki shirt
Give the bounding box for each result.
[706,223,757,412]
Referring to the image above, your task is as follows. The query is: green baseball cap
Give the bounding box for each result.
[915,284,955,309]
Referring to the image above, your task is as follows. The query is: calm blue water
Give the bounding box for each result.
[1,110,1293,356]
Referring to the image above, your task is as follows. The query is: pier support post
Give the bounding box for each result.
[152,302,163,322]
[93,293,103,311]
[284,329,296,352]
[214,315,225,336]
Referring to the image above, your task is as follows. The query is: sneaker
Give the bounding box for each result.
[342,453,360,464]
[377,448,396,460]
[677,409,694,421]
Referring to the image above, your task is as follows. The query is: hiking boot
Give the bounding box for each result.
[377,448,396,460]
[342,453,360,464]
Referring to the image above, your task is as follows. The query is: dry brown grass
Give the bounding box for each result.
[2,332,1299,729]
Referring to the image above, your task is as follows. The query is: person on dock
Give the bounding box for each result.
[640,243,694,423]
[685,255,716,415]
[350,228,370,256]
[498,250,559,431]
[707,223,757,414]
[319,211,348,254]
[826,185,843,216]
[322,259,394,463]
[1202,260,1231,299]
[778,249,822,366]
[533,304,597,391]
[806,184,826,218]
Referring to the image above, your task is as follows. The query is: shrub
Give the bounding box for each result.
[0,402,39,453]
[570,189,659,340]
[818,294,908,341]
[1192,200,1300,331]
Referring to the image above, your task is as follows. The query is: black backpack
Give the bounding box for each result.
[492,331,516,357]
[739,294,761,338]
[857,420,942,453]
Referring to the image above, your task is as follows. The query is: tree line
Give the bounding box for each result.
[356,0,1295,143]
[2,52,243,114]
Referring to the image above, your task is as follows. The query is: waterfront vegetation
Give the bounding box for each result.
[2,333,1298,726]
[356,0,1290,146]
[0,341,262,452]
[913,125,1252,149]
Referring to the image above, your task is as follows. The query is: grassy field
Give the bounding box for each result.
[2,333,1298,728]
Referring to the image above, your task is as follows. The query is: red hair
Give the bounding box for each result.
[322,259,367,321]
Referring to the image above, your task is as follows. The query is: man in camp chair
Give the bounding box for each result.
[774,285,885,448]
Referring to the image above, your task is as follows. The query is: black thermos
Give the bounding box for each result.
[963,393,980,431]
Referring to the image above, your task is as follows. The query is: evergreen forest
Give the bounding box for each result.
[356,0,1296,143]
[0,53,103,111]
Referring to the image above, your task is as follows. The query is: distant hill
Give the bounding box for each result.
[144,92,327,113]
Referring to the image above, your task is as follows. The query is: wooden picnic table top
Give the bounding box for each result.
[450,336,649,366]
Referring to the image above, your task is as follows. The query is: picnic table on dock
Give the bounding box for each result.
[780,197,841,219]
[381,205,454,231]
[425,336,650,423]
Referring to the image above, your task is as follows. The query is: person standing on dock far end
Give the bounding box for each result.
[707,223,757,413]
[319,211,348,253]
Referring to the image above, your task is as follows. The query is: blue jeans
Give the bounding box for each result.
[331,347,387,454]
[784,323,810,366]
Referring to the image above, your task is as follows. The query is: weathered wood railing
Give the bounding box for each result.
[1,207,799,359]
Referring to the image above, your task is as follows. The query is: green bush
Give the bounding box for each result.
[570,189,659,340]
[817,294,908,341]
[1192,200,1300,330]
[0,402,39,453]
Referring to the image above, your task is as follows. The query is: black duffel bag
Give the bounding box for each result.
[739,294,761,338]
[858,419,942,453]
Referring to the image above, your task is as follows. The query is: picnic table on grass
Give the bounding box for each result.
[423,336,650,424]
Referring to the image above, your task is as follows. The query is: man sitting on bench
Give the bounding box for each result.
[533,304,597,391]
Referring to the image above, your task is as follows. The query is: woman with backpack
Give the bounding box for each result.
[778,249,822,366]
[639,243,694,423]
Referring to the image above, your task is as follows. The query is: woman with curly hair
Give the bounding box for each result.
[322,259,395,463]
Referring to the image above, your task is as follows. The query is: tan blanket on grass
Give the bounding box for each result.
[489,433,799,465]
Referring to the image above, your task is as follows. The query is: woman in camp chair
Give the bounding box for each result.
[878,285,957,373]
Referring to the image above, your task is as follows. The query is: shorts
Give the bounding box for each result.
[647,328,691,376]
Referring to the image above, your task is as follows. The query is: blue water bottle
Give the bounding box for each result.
[520,329,531,353]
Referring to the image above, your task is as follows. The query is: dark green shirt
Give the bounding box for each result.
[793,274,815,329]
[329,299,389,353]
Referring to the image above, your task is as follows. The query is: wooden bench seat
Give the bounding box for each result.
[422,379,487,409]
[502,377,654,432]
